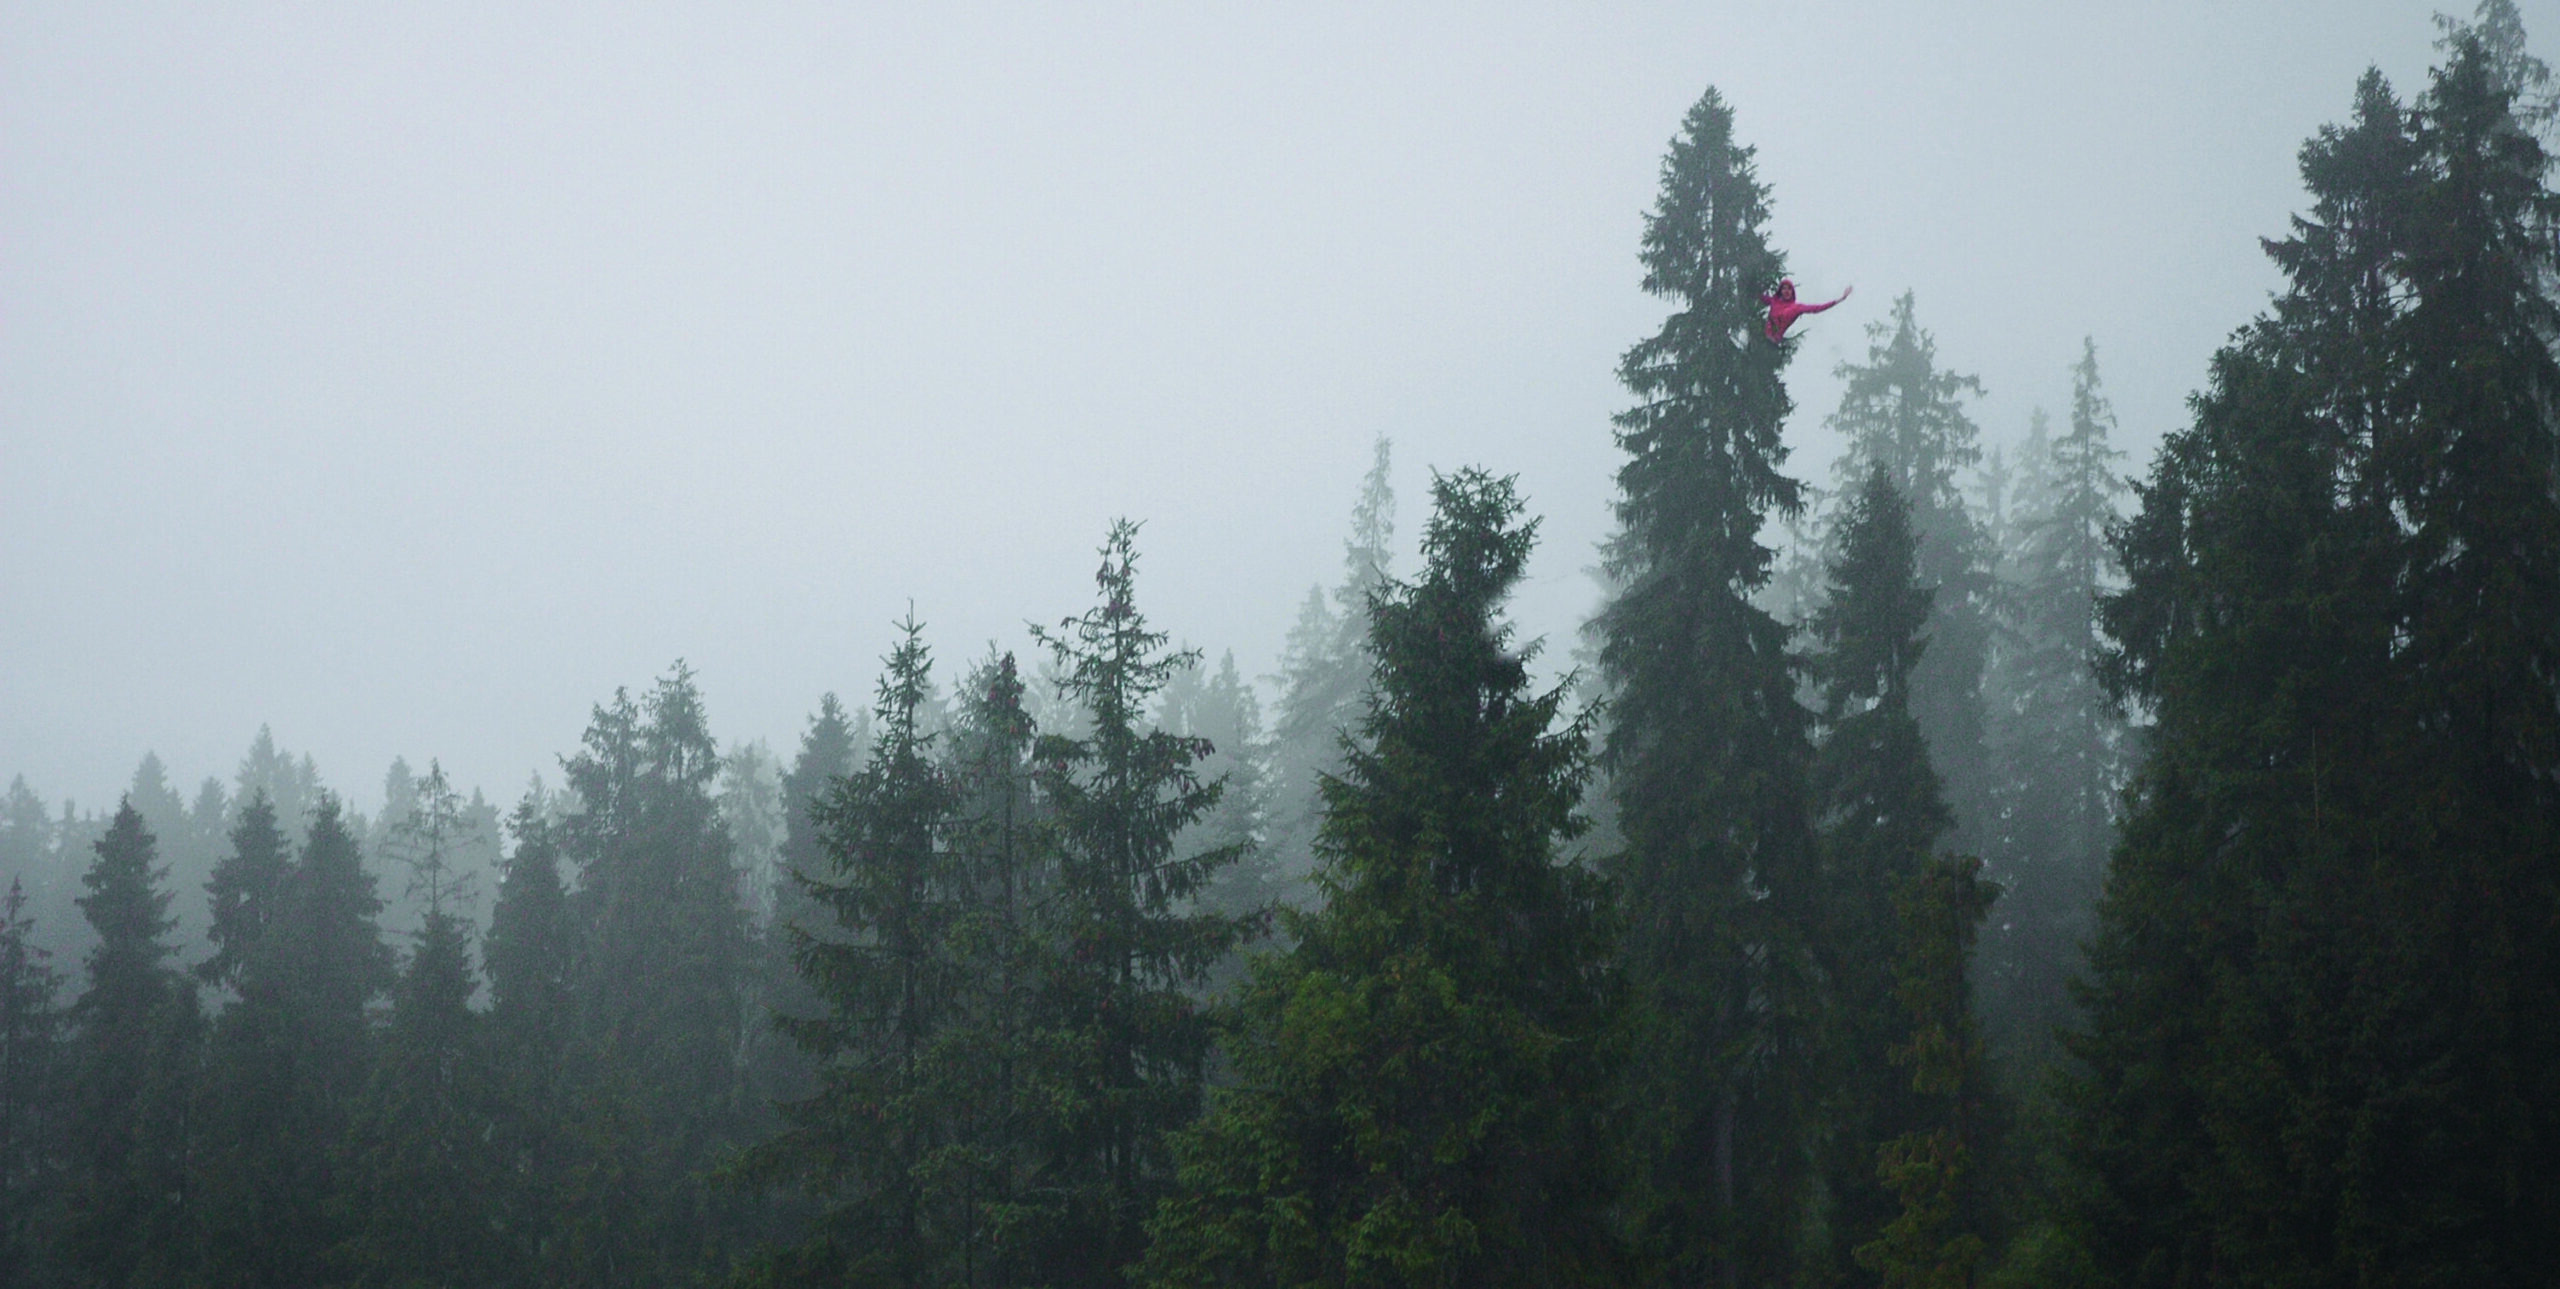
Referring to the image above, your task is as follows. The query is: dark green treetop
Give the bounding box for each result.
[1141,468,1629,1289]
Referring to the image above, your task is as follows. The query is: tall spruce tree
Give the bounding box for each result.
[1805,466,1960,1283]
[194,792,390,1289]
[1825,293,1997,855]
[0,877,61,1287]
[1141,469,1630,1288]
[1591,87,1822,1288]
[1265,436,1396,908]
[749,693,869,1113]
[335,897,503,1286]
[555,662,756,1282]
[2067,11,2560,1282]
[197,791,291,993]
[1853,853,1997,1289]
[335,766,506,1286]
[1026,521,1252,1286]
[1159,649,1275,932]
[63,801,199,1289]
[1978,341,2127,1078]
[735,615,991,1286]
[940,647,1050,1287]
[483,790,578,1274]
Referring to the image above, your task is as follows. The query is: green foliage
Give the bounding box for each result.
[195,792,391,1289]
[1141,469,1627,1289]
[198,791,291,992]
[2069,12,2560,1282]
[0,877,63,1287]
[1806,467,1965,1283]
[1160,649,1276,945]
[1852,855,1996,1289]
[733,614,984,1285]
[334,905,510,1286]
[552,662,758,1284]
[1826,293,1996,855]
[64,801,200,1289]
[750,692,870,1113]
[1026,520,1252,1286]
[1265,436,1397,910]
[483,790,578,1268]
[1594,85,1823,1288]
[1977,342,2128,1079]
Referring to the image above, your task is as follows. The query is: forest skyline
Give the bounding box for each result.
[3,1,2463,809]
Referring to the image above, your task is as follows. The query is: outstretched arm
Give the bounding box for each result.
[1801,285,1852,315]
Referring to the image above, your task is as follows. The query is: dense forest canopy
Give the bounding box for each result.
[4,5,2557,1286]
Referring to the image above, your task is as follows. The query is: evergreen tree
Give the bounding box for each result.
[555,663,756,1282]
[1853,855,1996,1289]
[734,615,982,1285]
[722,740,787,926]
[0,778,78,968]
[1590,86,1822,1288]
[194,792,390,1289]
[1265,436,1396,908]
[483,789,578,1276]
[0,877,62,1288]
[938,647,1049,1287]
[1804,467,1960,1282]
[63,801,199,1289]
[335,775,506,1286]
[233,727,322,841]
[1160,649,1275,929]
[197,791,291,993]
[2068,13,2560,1281]
[1141,469,1629,1288]
[1025,521,1252,1286]
[1825,293,1997,855]
[749,693,868,1113]
[125,754,214,956]
[1978,342,2128,1077]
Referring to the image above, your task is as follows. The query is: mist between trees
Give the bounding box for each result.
[4,5,2558,1286]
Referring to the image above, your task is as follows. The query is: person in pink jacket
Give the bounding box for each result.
[1759,278,1851,346]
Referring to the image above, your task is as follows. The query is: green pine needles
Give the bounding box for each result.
[1141,469,1629,1289]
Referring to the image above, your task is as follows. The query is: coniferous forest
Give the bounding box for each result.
[6,6,2560,1286]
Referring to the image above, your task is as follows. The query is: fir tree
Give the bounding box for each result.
[1026,521,1252,1286]
[556,663,756,1282]
[1978,341,2127,1077]
[751,693,868,1111]
[0,877,62,1288]
[2069,12,2560,1280]
[1591,86,1822,1288]
[1265,436,1396,908]
[335,894,505,1283]
[233,727,321,836]
[63,801,199,1289]
[1141,469,1630,1288]
[734,614,981,1285]
[483,789,577,1274]
[1805,466,1961,1282]
[197,791,292,993]
[1825,293,1997,855]
[125,753,216,956]
[938,647,1049,1287]
[194,792,390,1289]
[1160,649,1275,933]
[1853,855,1996,1289]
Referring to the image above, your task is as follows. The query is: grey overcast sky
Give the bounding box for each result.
[1,2,2532,816]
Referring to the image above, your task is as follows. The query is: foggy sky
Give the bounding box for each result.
[1,2,2492,816]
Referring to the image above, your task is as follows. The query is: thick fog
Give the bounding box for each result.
[2,1,2458,808]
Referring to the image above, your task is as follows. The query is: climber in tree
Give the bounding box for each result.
[1760,278,1851,346]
